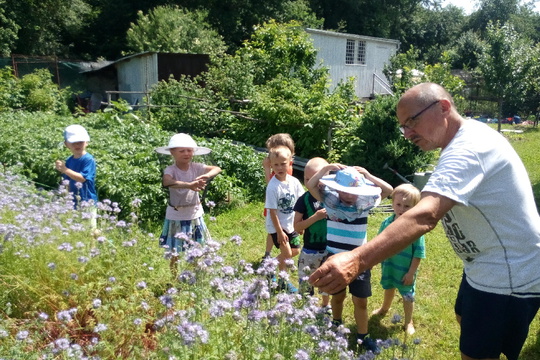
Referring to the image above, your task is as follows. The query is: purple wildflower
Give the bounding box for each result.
[294,349,310,360]
[53,338,70,350]
[178,271,196,285]
[16,330,29,340]
[391,313,402,324]
[229,235,242,245]
[176,320,208,346]
[131,198,142,208]
[94,323,108,332]
[209,300,232,318]
[159,294,175,308]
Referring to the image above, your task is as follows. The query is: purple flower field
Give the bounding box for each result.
[0,171,420,359]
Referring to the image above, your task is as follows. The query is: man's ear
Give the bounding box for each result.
[439,98,452,113]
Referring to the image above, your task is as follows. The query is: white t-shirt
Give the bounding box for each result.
[265,175,305,234]
[423,120,540,297]
[164,162,206,221]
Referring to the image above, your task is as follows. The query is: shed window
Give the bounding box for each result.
[345,39,366,65]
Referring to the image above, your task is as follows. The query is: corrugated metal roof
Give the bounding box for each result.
[305,28,400,46]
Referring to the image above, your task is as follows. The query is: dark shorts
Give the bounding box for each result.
[326,252,371,298]
[455,273,540,360]
[271,231,301,249]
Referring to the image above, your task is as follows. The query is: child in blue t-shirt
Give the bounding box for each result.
[55,124,98,227]
[55,125,98,205]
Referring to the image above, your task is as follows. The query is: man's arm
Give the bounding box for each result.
[309,192,456,294]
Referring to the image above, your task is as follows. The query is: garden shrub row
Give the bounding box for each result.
[0,108,266,224]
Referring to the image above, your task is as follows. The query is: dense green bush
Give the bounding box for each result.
[341,95,435,185]
[0,107,267,224]
[149,21,361,159]
[0,67,70,114]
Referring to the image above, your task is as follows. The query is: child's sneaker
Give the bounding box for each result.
[358,335,380,354]
[331,319,343,328]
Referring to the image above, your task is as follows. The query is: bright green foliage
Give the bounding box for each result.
[151,20,360,159]
[383,46,424,96]
[237,20,322,86]
[341,95,435,185]
[421,52,466,104]
[125,6,226,56]
[0,0,19,57]
[0,67,70,114]
[477,22,534,122]
[5,0,95,55]
[448,30,486,70]
[0,108,267,224]
[149,75,229,136]
[468,0,520,35]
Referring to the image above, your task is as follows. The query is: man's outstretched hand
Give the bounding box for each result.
[308,250,362,294]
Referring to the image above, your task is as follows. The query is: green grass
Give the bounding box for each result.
[207,124,540,359]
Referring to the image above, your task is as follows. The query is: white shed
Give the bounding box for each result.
[305,28,400,99]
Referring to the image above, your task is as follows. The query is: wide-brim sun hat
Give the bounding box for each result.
[155,133,211,155]
[320,167,381,197]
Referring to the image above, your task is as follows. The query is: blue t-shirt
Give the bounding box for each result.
[63,153,98,204]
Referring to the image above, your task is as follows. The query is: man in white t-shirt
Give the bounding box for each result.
[309,82,540,360]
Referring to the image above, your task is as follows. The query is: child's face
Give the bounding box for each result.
[303,167,317,184]
[337,190,358,206]
[170,147,194,165]
[65,141,88,157]
[270,154,292,180]
[392,193,416,219]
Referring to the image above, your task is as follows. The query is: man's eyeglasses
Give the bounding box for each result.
[399,100,440,134]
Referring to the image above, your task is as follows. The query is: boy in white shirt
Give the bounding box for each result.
[265,145,305,293]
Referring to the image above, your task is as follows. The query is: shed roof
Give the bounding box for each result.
[305,28,400,46]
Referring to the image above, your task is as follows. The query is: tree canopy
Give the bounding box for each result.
[125,6,226,56]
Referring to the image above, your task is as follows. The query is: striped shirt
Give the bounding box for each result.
[321,187,371,254]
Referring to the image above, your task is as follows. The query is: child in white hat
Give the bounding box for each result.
[55,124,98,206]
[156,133,221,265]
[307,164,392,354]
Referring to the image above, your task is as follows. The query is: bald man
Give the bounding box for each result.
[309,82,540,360]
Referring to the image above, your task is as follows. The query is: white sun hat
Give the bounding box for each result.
[64,124,90,143]
[155,133,211,155]
[320,167,381,197]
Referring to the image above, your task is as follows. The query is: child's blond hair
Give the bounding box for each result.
[265,133,295,155]
[391,183,421,206]
[268,145,292,161]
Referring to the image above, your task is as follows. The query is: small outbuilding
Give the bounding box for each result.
[305,28,400,99]
[81,52,210,107]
